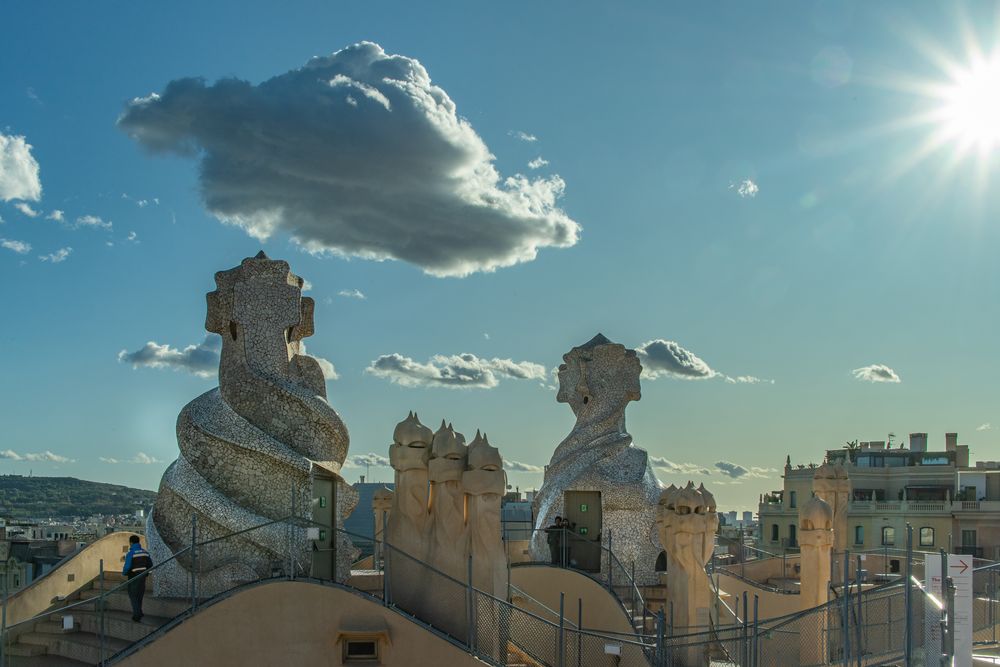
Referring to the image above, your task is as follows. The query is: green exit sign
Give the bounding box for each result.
[579,527,589,535]
[580,504,588,512]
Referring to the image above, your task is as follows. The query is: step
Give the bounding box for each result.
[61,609,170,643]
[6,640,48,657]
[17,630,130,664]
[75,591,189,619]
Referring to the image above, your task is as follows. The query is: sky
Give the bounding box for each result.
[2,1,1000,511]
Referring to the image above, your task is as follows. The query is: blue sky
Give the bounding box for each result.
[2,1,1000,510]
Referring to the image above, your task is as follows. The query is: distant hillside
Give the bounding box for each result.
[0,476,156,520]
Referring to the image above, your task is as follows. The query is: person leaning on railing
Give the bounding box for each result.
[123,535,153,622]
[546,517,563,565]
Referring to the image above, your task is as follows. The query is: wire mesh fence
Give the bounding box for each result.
[5,512,999,667]
[0,513,308,667]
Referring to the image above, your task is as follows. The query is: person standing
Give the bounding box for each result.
[545,517,563,565]
[122,535,153,622]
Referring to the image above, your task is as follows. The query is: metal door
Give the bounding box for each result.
[311,475,335,580]
[564,491,601,572]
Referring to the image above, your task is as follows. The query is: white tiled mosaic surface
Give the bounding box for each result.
[148,253,357,597]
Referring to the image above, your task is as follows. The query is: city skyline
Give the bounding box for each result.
[3,1,1000,510]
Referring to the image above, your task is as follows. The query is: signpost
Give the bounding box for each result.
[925,553,973,667]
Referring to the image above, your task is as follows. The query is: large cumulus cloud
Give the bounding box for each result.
[118,41,580,277]
[0,133,42,202]
[366,352,546,389]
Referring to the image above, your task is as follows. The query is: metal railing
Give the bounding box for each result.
[4,513,994,667]
[0,512,302,667]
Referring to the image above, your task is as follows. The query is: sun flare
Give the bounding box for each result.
[938,54,1000,151]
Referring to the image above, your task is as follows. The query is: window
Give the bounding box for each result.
[881,526,896,546]
[788,524,797,547]
[854,525,864,545]
[919,527,935,547]
[789,491,797,509]
[343,639,378,662]
[771,524,779,542]
[962,529,977,547]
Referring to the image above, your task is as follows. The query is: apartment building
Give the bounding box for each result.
[758,432,1000,559]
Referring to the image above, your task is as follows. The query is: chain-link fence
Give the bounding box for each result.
[0,513,308,667]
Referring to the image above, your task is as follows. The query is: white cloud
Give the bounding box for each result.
[852,364,901,383]
[0,133,42,202]
[298,342,339,381]
[118,334,222,378]
[509,130,538,142]
[14,202,39,217]
[714,461,774,479]
[345,453,391,468]
[636,339,717,380]
[528,156,549,169]
[731,179,759,198]
[46,209,64,222]
[39,247,72,263]
[301,279,312,292]
[505,460,544,473]
[483,333,491,340]
[367,352,546,389]
[118,334,337,382]
[0,449,74,463]
[127,231,138,243]
[1,238,31,254]
[118,42,579,277]
[650,456,712,476]
[725,375,771,385]
[338,288,366,300]
[635,339,771,384]
[977,423,992,432]
[74,214,112,230]
[100,452,162,464]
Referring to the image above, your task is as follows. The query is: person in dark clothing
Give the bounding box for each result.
[545,516,563,565]
[122,535,153,622]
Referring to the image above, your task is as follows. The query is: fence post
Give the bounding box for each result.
[904,524,913,665]
[558,592,565,667]
[467,555,475,654]
[842,550,850,666]
[577,597,583,667]
[655,608,665,667]
[742,591,748,666]
[992,567,997,645]
[290,483,297,581]
[381,512,389,607]
[607,531,613,592]
[1,562,6,667]
[191,513,198,610]
[669,601,675,667]
[855,555,862,667]
[99,558,106,667]
[631,560,637,620]
[752,594,759,667]
[939,549,949,667]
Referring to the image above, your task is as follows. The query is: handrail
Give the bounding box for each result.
[4,512,297,634]
[508,584,579,629]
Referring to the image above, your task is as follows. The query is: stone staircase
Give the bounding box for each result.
[4,572,189,666]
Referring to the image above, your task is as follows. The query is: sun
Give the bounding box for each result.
[937,54,1000,152]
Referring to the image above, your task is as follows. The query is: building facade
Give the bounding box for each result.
[758,432,1000,559]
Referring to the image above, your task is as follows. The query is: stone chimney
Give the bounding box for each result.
[946,432,958,451]
[909,433,928,452]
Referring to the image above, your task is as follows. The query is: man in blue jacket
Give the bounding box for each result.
[122,535,153,622]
